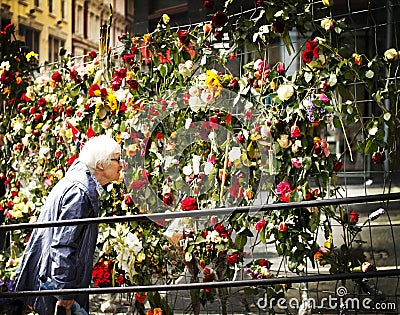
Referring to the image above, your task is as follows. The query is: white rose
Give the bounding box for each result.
[182,165,193,176]
[277,84,294,101]
[204,161,214,175]
[384,48,398,61]
[185,118,192,129]
[189,95,203,112]
[189,86,200,96]
[228,147,242,161]
[192,155,201,175]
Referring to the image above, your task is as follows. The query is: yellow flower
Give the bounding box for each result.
[106,90,118,111]
[162,14,170,24]
[136,252,146,263]
[322,0,333,6]
[26,51,39,61]
[205,70,222,88]
[143,33,151,43]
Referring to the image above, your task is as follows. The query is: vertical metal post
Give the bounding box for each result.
[384,0,393,177]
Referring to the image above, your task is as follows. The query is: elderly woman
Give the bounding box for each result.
[14,135,123,315]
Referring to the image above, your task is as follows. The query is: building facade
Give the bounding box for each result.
[0,0,134,64]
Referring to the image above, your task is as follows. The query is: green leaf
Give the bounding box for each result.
[235,233,247,249]
[365,140,378,155]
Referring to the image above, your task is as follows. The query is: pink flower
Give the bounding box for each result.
[291,158,302,168]
[319,93,330,103]
[275,182,291,195]
[276,62,286,75]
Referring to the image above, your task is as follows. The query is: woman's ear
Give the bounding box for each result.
[96,161,105,170]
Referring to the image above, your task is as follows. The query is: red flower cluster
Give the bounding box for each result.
[111,67,127,91]
[226,253,239,265]
[92,259,114,287]
[302,39,319,64]
[372,151,384,164]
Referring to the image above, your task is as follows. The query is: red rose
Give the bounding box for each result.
[229,78,239,90]
[290,124,302,138]
[255,219,266,232]
[259,259,271,268]
[227,253,239,265]
[181,197,198,210]
[278,222,287,232]
[37,97,46,107]
[163,193,174,205]
[177,30,190,46]
[89,51,97,59]
[348,210,360,224]
[333,161,343,172]
[124,194,134,206]
[212,12,228,28]
[51,71,62,83]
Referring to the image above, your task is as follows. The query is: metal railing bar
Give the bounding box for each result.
[1,193,399,232]
[2,269,400,299]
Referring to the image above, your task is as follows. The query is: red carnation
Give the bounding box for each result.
[130,179,148,190]
[181,197,198,210]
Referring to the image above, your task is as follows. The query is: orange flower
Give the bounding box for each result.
[353,53,362,66]
[16,77,22,84]
[146,308,162,315]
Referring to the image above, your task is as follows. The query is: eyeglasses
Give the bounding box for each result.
[110,158,123,163]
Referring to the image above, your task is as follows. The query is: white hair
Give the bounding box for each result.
[78,135,121,172]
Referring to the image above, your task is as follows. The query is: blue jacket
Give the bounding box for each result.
[14,160,100,314]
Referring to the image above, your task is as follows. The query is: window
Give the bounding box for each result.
[18,25,40,54]
[76,5,83,35]
[48,0,53,13]
[61,0,66,19]
[48,35,65,62]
